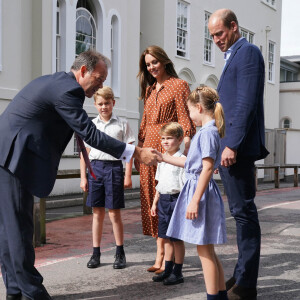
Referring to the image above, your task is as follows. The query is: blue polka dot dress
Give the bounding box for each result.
[166,120,227,245]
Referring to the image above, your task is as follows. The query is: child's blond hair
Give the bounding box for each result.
[93,86,114,102]
[159,122,184,139]
[188,86,225,138]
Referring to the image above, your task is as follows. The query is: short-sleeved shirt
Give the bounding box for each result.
[85,113,135,161]
[155,150,186,194]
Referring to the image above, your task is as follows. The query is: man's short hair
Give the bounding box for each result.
[71,50,111,72]
[159,122,184,139]
[221,9,239,28]
[94,86,114,102]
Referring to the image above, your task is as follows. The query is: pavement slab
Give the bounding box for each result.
[1,187,300,299]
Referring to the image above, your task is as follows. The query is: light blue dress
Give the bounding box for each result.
[166,120,227,245]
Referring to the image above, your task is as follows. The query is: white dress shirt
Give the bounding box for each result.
[85,113,135,162]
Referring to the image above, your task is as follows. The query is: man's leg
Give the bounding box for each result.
[219,159,261,288]
[0,167,51,299]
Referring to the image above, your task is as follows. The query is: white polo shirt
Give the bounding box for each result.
[85,113,136,161]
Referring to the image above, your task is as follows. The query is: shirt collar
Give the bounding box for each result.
[96,112,117,124]
[224,37,245,61]
[201,119,216,130]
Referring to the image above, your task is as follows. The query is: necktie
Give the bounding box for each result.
[75,134,97,180]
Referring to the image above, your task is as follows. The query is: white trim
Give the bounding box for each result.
[52,0,57,73]
[268,40,275,84]
[107,9,122,97]
[176,0,190,59]
[0,0,2,72]
[203,10,215,67]
[261,0,276,10]
[0,86,19,100]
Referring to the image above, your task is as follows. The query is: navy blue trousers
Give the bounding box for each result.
[219,159,261,288]
[0,166,50,299]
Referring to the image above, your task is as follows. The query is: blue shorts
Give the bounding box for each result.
[86,160,125,209]
[158,193,181,241]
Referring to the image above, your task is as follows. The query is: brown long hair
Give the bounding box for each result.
[137,45,178,100]
[188,86,225,138]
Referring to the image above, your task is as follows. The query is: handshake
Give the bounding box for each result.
[133,147,163,170]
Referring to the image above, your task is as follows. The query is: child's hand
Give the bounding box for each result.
[80,178,88,192]
[150,203,157,216]
[186,200,198,220]
[153,150,163,162]
[124,177,132,189]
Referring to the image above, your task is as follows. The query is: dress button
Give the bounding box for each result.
[123,156,126,160]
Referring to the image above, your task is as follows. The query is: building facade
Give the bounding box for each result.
[0,0,282,194]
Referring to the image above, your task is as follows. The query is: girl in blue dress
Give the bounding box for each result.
[160,86,228,300]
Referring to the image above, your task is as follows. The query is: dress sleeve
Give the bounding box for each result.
[138,97,147,143]
[199,130,219,162]
[174,80,196,138]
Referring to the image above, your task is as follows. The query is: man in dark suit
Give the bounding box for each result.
[0,50,158,300]
[208,9,269,300]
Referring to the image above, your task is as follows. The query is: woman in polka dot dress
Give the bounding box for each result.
[135,45,196,273]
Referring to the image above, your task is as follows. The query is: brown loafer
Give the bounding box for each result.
[154,268,165,274]
[147,266,160,272]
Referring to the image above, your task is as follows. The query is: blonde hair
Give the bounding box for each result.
[188,86,225,138]
[94,86,114,102]
[159,122,184,139]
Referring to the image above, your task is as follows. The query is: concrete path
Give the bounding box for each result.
[1,186,300,299]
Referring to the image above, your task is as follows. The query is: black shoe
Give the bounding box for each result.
[163,273,184,285]
[87,254,100,268]
[113,253,126,269]
[152,271,171,282]
[227,284,257,300]
[226,276,236,291]
[6,294,22,300]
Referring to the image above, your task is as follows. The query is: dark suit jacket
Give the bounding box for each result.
[217,38,269,160]
[0,72,126,197]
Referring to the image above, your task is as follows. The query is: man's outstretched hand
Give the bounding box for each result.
[133,147,161,166]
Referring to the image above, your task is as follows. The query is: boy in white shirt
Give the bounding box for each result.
[151,122,185,285]
[80,86,135,270]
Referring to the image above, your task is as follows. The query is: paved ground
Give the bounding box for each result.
[1,185,300,299]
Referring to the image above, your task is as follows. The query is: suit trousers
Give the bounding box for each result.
[219,159,261,288]
[0,166,50,299]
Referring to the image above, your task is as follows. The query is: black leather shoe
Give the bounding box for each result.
[163,273,184,285]
[6,294,22,300]
[152,271,171,282]
[113,253,126,269]
[87,255,100,268]
[227,284,257,300]
[226,276,236,291]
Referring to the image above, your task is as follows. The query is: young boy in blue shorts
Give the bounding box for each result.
[151,122,186,285]
[80,86,135,269]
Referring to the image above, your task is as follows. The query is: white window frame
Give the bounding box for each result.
[76,7,97,56]
[203,11,214,66]
[281,117,291,129]
[261,0,276,9]
[176,0,190,59]
[240,27,254,44]
[56,1,61,72]
[268,41,275,83]
[109,12,121,97]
